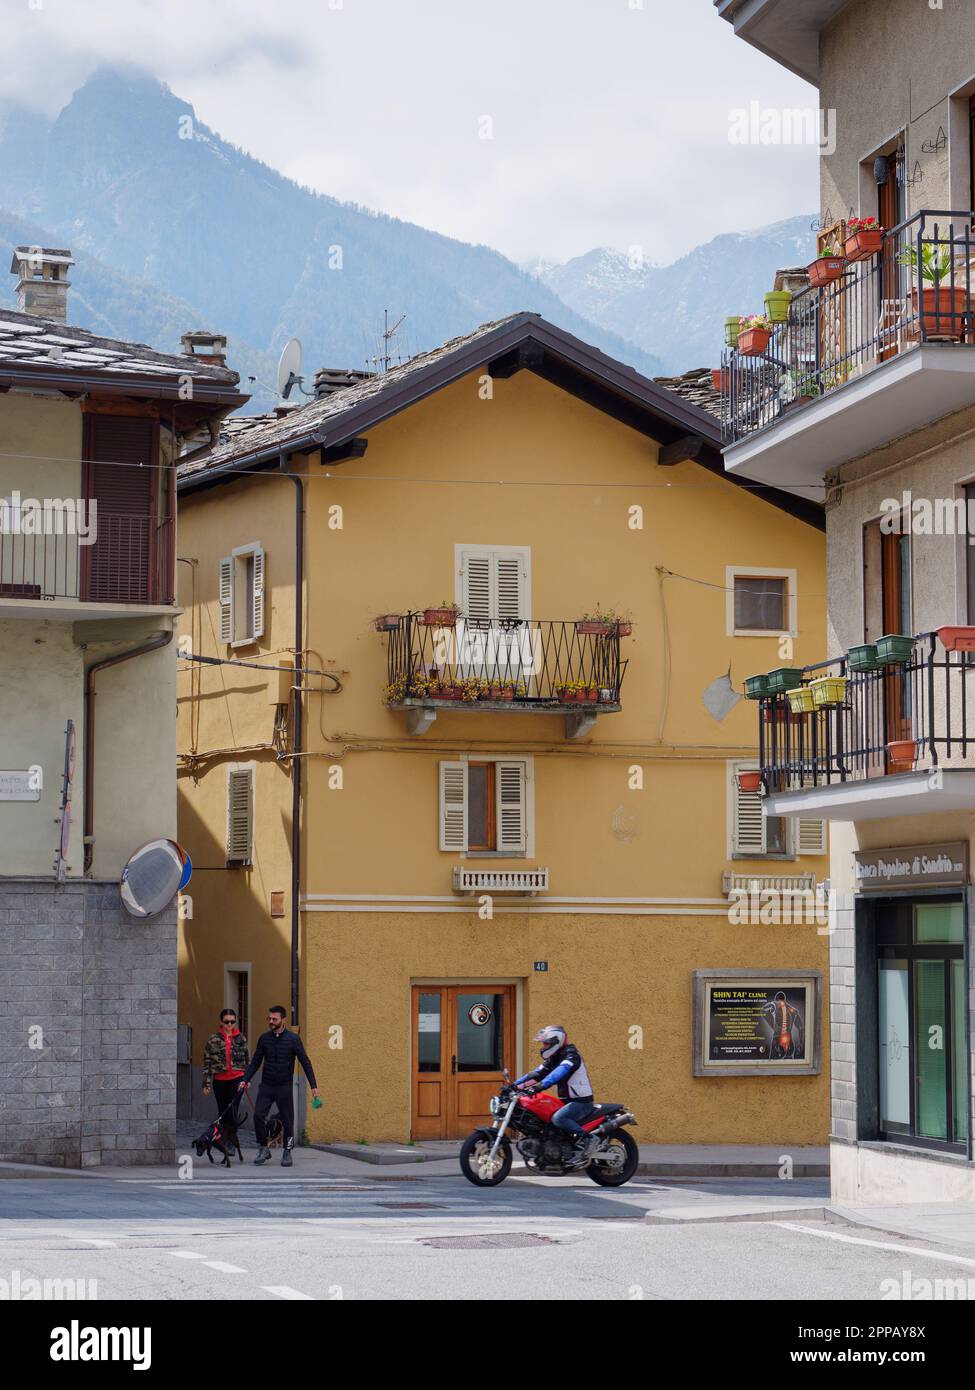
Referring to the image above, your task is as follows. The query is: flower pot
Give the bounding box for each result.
[710,367,729,393]
[847,642,882,672]
[876,633,915,665]
[938,625,975,653]
[911,286,970,341]
[724,316,742,347]
[763,704,803,725]
[743,673,770,701]
[887,738,917,773]
[599,688,615,703]
[576,620,614,635]
[845,229,883,263]
[738,327,772,357]
[374,614,401,632]
[782,394,815,413]
[737,770,763,794]
[807,255,846,288]
[810,675,848,708]
[558,689,574,704]
[499,686,514,701]
[615,621,632,637]
[585,687,598,703]
[766,667,805,696]
[764,290,792,323]
[423,607,458,627]
[786,686,815,714]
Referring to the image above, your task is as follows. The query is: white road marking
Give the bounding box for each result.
[168,1250,207,1260]
[775,1222,975,1269]
[262,1284,313,1300]
[203,1260,247,1273]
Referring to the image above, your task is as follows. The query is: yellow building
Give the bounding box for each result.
[176,314,829,1145]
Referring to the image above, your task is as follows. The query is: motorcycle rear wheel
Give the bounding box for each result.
[459,1132,513,1187]
[585,1129,639,1187]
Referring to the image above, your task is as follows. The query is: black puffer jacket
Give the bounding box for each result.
[243,1028,317,1088]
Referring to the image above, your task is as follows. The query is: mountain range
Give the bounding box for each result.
[0,67,816,410]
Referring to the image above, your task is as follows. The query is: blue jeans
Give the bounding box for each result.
[551,1100,593,1136]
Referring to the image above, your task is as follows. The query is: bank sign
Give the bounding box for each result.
[854,842,969,893]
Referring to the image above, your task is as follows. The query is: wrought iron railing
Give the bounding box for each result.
[382,614,628,708]
[0,511,174,605]
[722,210,975,444]
[758,632,975,790]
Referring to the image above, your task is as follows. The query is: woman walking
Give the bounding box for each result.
[202,1008,250,1126]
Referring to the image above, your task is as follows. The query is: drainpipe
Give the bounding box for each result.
[280,452,304,1029]
[83,630,174,874]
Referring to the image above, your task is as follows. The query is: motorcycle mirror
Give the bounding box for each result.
[502,1068,510,1082]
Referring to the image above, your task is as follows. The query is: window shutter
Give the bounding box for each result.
[460,547,529,623]
[85,416,155,603]
[251,546,265,640]
[462,553,492,625]
[496,761,527,853]
[219,558,233,643]
[227,768,254,865]
[496,555,525,622]
[439,761,468,851]
[797,816,827,855]
[732,765,765,855]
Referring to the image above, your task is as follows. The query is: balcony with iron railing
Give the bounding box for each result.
[721,211,975,495]
[0,510,176,620]
[754,630,975,822]
[379,612,628,737]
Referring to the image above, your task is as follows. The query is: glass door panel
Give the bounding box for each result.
[914,959,948,1141]
[879,959,911,1134]
[952,959,969,1144]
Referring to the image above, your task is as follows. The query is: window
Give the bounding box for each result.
[226,765,254,866]
[439,757,531,854]
[224,964,251,1041]
[726,567,796,636]
[457,544,530,624]
[730,763,825,859]
[219,543,265,647]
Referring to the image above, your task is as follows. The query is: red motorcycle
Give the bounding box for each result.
[459,1073,638,1187]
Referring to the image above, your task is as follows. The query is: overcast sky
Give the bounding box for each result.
[1,0,819,267]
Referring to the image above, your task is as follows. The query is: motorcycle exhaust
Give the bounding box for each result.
[594,1111,636,1136]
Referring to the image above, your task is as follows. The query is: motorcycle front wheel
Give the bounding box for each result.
[585,1129,639,1187]
[459,1131,513,1187]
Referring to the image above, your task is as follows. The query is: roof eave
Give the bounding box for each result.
[0,362,247,409]
[714,0,848,85]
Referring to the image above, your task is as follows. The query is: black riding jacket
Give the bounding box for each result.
[520,1042,593,1103]
[243,1028,317,1089]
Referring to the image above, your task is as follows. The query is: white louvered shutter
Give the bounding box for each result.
[732,765,766,855]
[251,546,265,640]
[227,768,254,864]
[462,553,493,626]
[219,557,233,643]
[496,761,527,853]
[439,761,468,851]
[496,555,524,623]
[459,547,529,623]
[797,817,827,855]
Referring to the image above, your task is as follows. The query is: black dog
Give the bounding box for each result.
[193,1116,244,1167]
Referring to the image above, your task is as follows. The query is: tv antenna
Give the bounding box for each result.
[369,310,407,374]
[276,337,313,399]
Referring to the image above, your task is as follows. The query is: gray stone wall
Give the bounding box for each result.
[829,892,858,1143]
[0,878,176,1167]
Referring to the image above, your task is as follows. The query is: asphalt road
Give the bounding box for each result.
[2,1163,975,1302]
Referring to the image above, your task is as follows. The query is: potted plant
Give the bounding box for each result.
[807,248,847,288]
[810,674,848,707]
[786,685,815,714]
[737,770,763,794]
[845,216,884,263]
[764,289,792,323]
[899,239,970,341]
[847,642,882,672]
[556,683,574,704]
[743,673,770,701]
[710,366,730,393]
[766,666,805,695]
[383,675,407,704]
[737,314,773,356]
[498,681,515,701]
[937,625,975,652]
[583,681,599,703]
[423,601,460,627]
[576,608,632,637]
[876,633,915,665]
[887,738,917,773]
[598,686,616,703]
[407,673,429,698]
[724,316,743,347]
[374,613,401,632]
[781,372,821,412]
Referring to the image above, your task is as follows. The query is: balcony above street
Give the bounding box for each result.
[721,212,975,499]
[753,629,975,822]
[379,612,628,738]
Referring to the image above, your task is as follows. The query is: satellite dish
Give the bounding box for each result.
[120,839,190,919]
[276,338,303,399]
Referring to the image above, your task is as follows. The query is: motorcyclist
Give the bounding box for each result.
[515,1025,597,1163]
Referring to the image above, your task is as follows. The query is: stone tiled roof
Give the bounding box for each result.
[0,308,240,386]
[652,367,721,419]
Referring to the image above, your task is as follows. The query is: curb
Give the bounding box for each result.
[644,1203,829,1226]
[0,1160,93,1179]
[636,1163,829,1179]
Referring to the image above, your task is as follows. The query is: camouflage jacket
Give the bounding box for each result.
[202,1030,250,1087]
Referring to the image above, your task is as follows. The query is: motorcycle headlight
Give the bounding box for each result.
[489,1096,500,1115]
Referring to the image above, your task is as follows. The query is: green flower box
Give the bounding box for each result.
[876,633,915,665]
[847,642,882,672]
[766,666,805,695]
[743,674,770,700]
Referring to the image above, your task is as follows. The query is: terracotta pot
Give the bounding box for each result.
[374,614,401,632]
[737,771,763,794]
[710,367,729,393]
[615,621,632,637]
[738,327,772,357]
[499,687,514,701]
[938,625,975,653]
[423,608,458,627]
[576,620,614,635]
[911,285,970,340]
[807,255,846,287]
[845,229,883,263]
[887,738,917,773]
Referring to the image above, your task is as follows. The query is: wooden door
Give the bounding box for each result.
[411,985,515,1140]
[878,154,906,362]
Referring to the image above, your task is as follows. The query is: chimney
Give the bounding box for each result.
[180,330,228,367]
[10,246,75,322]
[313,366,373,399]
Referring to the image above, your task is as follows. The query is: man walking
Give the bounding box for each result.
[239,1005,320,1167]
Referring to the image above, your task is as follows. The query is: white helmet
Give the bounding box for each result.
[534,1025,566,1059]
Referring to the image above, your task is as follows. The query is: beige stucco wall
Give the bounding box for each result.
[821,0,975,221]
